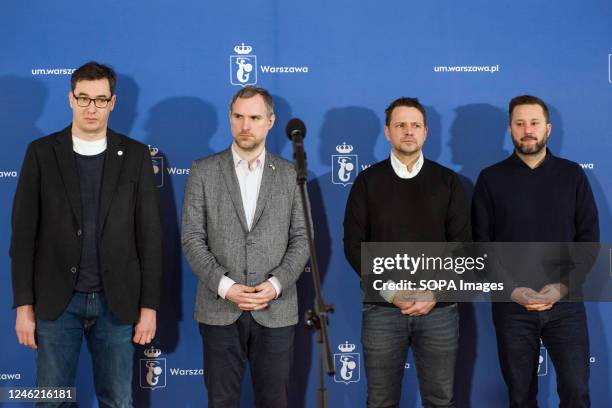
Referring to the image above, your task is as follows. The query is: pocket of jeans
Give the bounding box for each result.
[362,303,377,313]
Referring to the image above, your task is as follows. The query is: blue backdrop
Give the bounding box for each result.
[1,1,611,406]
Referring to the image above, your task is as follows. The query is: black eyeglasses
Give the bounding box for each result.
[72,93,112,108]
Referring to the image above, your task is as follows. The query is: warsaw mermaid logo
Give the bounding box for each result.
[230,43,257,86]
[334,341,360,384]
[332,142,358,186]
[140,346,166,390]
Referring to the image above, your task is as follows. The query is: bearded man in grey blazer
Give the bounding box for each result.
[182,86,310,408]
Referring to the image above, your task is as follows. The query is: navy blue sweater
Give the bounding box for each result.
[472,150,599,293]
[74,151,106,293]
[472,150,599,243]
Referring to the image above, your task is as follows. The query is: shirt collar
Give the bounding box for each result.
[390,150,424,179]
[231,144,266,170]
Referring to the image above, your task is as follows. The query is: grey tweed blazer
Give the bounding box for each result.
[181,148,310,327]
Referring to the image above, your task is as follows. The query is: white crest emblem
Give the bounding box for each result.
[332,142,358,186]
[333,341,360,385]
[230,43,257,86]
[140,346,167,390]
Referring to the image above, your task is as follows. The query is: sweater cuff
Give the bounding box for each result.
[379,280,397,303]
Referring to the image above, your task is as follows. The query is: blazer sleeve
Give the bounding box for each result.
[266,170,311,289]
[181,160,231,295]
[10,143,40,308]
[135,146,163,310]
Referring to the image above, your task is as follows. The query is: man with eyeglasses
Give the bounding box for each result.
[10,61,162,407]
[344,97,471,407]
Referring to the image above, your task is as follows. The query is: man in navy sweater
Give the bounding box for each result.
[472,95,599,408]
[344,97,471,407]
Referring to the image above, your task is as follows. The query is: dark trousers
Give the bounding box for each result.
[492,302,590,408]
[361,304,459,408]
[199,312,295,408]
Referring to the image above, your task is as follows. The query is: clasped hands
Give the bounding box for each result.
[226,281,277,311]
[511,283,568,311]
[392,290,437,317]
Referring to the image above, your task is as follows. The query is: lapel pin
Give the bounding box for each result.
[117,150,123,156]
[269,164,275,170]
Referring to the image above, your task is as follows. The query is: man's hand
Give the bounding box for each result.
[525,283,568,311]
[237,282,277,311]
[511,287,552,311]
[226,284,262,310]
[393,290,437,317]
[15,305,37,349]
[133,308,157,345]
[392,291,414,313]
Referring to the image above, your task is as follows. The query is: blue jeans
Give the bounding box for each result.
[35,292,134,408]
[492,302,590,408]
[361,304,459,408]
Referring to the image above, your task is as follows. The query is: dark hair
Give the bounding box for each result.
[71,61,117,95]
[229,86,274,116]
[384,97,427,126]
[508,95,550,123]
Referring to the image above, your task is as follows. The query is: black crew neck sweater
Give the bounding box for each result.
[344,157,472,277]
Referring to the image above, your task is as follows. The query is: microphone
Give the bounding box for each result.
[285,118,307,140]
[285,118,307,183]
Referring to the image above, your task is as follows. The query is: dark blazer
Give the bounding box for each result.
[10,126,162,323]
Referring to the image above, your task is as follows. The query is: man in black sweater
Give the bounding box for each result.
[11,62,162,407]
[344,97,471,408]
[472,95,599,408]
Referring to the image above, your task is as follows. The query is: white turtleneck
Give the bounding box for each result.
[72,136,107,156]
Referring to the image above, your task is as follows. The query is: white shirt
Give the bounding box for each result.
[379,150,425,303]
[72,135,107,156]
[389,150,424,179]
[232,146,265,230]
[217,145,282,299]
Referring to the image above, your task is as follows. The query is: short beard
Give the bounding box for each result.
[512,135,548,155]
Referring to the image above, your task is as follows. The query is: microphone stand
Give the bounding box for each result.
[290,131,335,408]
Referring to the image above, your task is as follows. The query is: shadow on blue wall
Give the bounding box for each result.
[422,105,442,162]
[0,74,48,395]
[133,95,219,407]
[0,75,48,166]
[110,74,139,136]
[449,103,507,407]
[548,105,611,407]
[316,106,380,406]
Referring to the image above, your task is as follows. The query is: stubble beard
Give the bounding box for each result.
[235,135,261,152]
